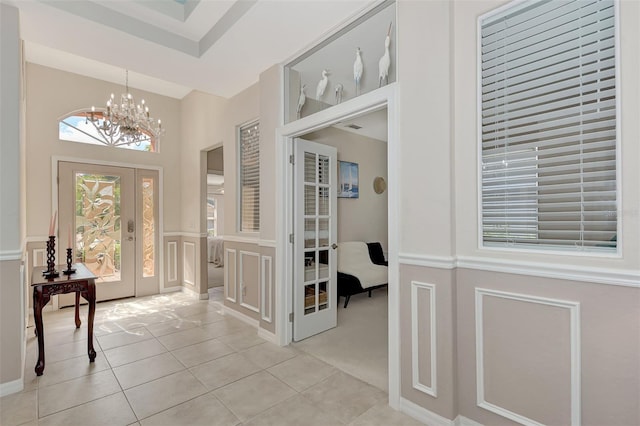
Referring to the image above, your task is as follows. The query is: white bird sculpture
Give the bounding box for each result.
[379,23,392,87]
[335,83,343,104]
[316,69,329,100]
[297,84,306,118]
[353,47,363,96]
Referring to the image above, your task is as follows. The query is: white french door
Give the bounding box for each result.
[58,162,159,305]
[293,139,338,341]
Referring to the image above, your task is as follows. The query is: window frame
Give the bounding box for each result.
[476,0,622,257]
[237,119,260,234]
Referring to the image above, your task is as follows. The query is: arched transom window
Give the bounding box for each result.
[59,109,158,152]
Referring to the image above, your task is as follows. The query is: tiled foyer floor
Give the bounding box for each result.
[1,288,423,426]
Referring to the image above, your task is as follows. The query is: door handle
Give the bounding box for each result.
[127,236,134,241]
[331,243,338,249]
[127,219,134,233]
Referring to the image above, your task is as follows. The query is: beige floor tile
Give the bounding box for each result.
[171,338,234,368]
[124,370,208,420]
[103,338,167,367]
[37,392,137,426]
[38,369,121,418]
[37,352,111,388]
[189,353,261,390]
[240,342,298,369]
[267,354,338,392]
[97,326,154,350]
[348,404,426,426]
[213,371,296,421]
[199,317,251,339]
[301,372,387,424]
[145,318,199,338]
[157,327,218,351]
[216,330,266,351]
[36,338,100,365]
[0,389,37,426]
[140,392,240,426]
[182,310,226,325]
[243,394,345,426]
[113,352,185,389]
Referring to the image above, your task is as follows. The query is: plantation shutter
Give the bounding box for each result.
[240,122,260,232]
[480,0,617,251]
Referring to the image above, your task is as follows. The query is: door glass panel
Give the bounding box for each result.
[142,177,155,277]
[75,174,121,282]
[305,184,316,215]
[318,187,329,216]
[305,219,316,248]
[318,155,329,184]
[304,252,316,282]
[305,152,316,183]
[305,283,316,315]
[319,281,328,310]
[318,218,329,247]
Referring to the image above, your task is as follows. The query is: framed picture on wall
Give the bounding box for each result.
[338,161,359,198]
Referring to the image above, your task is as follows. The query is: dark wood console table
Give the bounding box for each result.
[31,263,97,376]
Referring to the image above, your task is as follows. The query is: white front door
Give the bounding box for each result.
[293,138,338,341]
[58,162,141,305]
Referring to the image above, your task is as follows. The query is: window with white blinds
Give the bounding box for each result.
[479,0,618,252]
[239,121,260,232]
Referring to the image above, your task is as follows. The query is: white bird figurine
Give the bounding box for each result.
[353,47,363,96]
[316,69,329,100]
[297,84,306,118]
[379,23,392,87]
[335,83,343,104]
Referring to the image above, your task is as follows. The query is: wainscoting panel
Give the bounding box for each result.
[475,288,580,426]
[261,255,273,323]
[167,241,178,283]
[411,281,437,397]
[225,248,237,303]
[182,241,196,287]
[239,251,260,313]
[32,248,46,267]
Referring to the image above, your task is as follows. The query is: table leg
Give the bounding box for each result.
[86,283,96,362]
[33,287,47,376]
[74,291,81,328]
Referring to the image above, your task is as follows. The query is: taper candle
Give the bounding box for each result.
[68,224,72,249]
[49,211,57,236]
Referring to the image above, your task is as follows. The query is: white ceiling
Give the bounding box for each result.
[8,0,374,99]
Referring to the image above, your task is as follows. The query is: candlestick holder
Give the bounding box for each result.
[63,248,76,275]
[43,236,59,279]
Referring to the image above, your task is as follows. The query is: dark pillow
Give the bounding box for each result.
[367,242,387,266]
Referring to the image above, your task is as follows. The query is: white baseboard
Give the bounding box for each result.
[0,378,24,397]
[257,327,278,345]
[455,415,484,426]
[181,286,209,300]
[219,303,280,346]
[220,303,260,328]
[160,286,181,294]
[398,397,454,426]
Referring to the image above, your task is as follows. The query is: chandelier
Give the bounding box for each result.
[87,70,165,147]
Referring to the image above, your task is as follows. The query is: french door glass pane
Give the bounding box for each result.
[75,174,121,282]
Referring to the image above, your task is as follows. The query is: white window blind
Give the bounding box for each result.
[239,121,260,232]
[480,0,618,252]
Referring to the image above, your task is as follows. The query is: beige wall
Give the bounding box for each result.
[0,3,24,391]
[25,64,183,235]
[303,127,388,252]
[394,0,640,425]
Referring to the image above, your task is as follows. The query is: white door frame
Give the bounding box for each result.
[275,83,400,408]
[51,156,166,296]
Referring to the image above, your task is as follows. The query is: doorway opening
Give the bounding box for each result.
[205,146,225,294]
[292,107,390,392]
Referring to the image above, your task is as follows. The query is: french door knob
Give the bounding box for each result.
[331,243,338,249]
